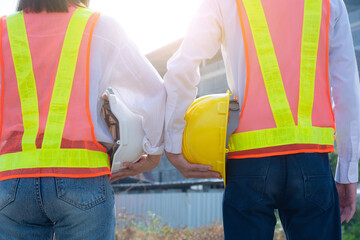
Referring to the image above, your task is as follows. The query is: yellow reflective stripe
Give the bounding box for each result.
[42,8,93,149]
[298,0,322,126]
[242,0,294,128]
[228,126,334,152]
[7,12,39,151]
[0,149,109,171]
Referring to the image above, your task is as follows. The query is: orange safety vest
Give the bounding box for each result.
[0,8,110,181]
[228,0,335,159]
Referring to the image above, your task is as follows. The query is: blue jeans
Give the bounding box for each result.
[223,153,341,240]
[0,176,115,240]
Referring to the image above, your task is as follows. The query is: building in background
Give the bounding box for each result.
[347,0,360,70]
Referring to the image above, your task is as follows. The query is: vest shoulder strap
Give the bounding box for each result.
[42,8,94,149]
[241,0,294,128]
[7,11,39,151]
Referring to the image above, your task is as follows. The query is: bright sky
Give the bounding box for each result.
[0,0,202,54]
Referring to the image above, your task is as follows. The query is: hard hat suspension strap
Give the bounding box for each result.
[101,97,120,165]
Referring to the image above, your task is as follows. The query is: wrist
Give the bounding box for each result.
[147,154,161,163]
[165,151,182,157]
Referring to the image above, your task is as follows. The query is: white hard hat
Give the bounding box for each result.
[101,88,145,173]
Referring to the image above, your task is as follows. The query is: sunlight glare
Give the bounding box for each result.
[0,0,203,54]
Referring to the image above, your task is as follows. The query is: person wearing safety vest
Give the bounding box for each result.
[164,0,360,239]
[0,0,165,239]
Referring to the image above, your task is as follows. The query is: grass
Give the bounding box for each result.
[116,208,360,240]
[115,210,286,240]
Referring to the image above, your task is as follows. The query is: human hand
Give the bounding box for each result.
[110,154,161,183]
[336,182,358,223]
[165,151,221,179]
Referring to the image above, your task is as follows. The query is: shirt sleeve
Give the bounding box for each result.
[330,0,360,183]
[164,0,223,153]
[92,16,166,155]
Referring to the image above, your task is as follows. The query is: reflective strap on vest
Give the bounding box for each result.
[241,0,295,128]
[7,12,39,151]
[42,8,93,149]
[0,149,109,172]
[229,126,334,152]
[298,0,322,126]
[5,9,110,171]
[230,0,333,152]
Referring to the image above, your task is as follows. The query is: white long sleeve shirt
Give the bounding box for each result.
[164,0,360,183]
[88,15,166,155]
[0,13,166,155]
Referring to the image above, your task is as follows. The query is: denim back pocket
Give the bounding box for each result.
[295,153,335,211]
[56,176,106,210]
[224,158,270,211]
[0,178,19,211]
[304,175,334,211]
[224,176,266,211]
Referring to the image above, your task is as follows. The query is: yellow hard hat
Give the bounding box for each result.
[182,91,230,182]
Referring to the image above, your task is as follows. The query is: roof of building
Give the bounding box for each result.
[146,39,183,77]
[112,179,224,193]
